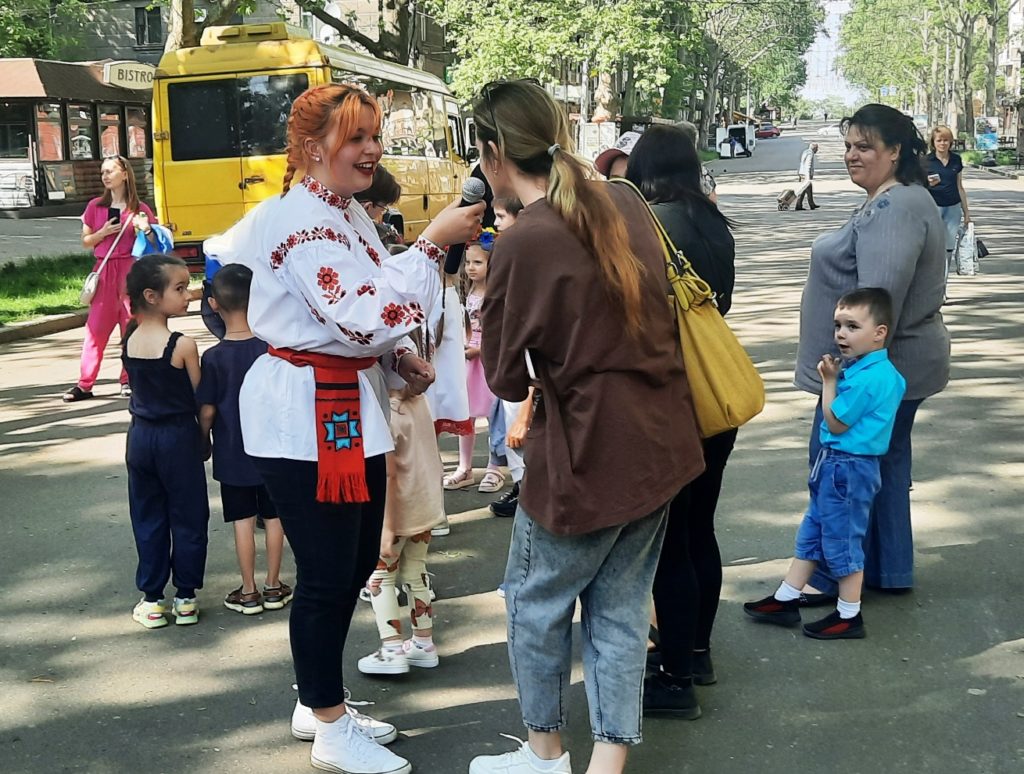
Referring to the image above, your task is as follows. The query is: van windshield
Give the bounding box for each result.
[168,73,309,161]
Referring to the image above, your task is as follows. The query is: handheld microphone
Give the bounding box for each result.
[443,177,488,275]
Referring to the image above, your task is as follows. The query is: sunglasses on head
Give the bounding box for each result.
[480,78,542,139]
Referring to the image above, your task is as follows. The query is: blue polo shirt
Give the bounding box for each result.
[819,349,906,456]
[926,152,963,207]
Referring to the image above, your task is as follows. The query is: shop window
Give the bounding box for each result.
[135,7,163,46]
[99,105,122,157]
[35,102,64,161]
[67,103,96,160]
[0,103,30,158]
[126,106,148,158]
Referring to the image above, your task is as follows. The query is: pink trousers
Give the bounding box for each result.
[77,256,132,391]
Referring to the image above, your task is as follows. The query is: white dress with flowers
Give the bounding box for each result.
[204,176,445,462]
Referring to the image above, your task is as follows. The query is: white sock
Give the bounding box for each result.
[836,597,861,619]
[526,744,567,771]
[412,635,433,648]
[382,641,404,653]
[774,581,801,602]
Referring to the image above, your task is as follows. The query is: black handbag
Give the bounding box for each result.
[976,239,989,259]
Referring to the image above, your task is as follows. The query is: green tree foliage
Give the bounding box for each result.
[1,0,85,58]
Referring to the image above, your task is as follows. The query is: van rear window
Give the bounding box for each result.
[168,73,308,161]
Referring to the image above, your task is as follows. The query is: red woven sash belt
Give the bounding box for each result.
[268,346,377,504]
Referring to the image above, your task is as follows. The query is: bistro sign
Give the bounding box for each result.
[102,61,156,90]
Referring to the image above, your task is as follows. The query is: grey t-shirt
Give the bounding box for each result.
[795,183,950,401]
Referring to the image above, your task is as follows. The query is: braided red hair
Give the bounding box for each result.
[282,84,382,195]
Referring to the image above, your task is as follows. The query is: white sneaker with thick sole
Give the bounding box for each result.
[172,597,198,625]
[358,647,409,675]
[132,599,168,629]
[468,735,572,774]
[291,699,398,745]
[402,640,439,669]
[311,713,411,774]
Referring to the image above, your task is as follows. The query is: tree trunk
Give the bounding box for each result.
[963,32,975,135]
[949,34,962,135]
[699,40,724,146]
[985,0,998,116]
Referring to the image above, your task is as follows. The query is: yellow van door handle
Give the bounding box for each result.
[238,175,265,190]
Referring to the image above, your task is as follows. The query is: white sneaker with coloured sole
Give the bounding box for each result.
[468,735,572,774]
[402,640,439,668]
[291,698,398,745]
[357,647,409,675]
[172,597,198,625]
[310,713,411,774]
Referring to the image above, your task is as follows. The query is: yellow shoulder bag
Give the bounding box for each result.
[612,179,765,438]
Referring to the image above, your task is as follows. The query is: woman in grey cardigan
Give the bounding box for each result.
[795,104,950,598]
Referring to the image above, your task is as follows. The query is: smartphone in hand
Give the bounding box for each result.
[107,206,121,223]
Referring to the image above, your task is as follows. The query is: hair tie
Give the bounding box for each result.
[547,143,561,157]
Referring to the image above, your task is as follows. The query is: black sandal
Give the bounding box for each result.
[62,386,93,403]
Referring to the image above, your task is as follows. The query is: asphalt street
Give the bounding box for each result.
[1,128,1022,773]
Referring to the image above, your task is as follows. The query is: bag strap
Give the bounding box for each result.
[93,214,134,277]
[607,179,716,310]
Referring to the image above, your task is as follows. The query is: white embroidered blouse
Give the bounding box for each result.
[204,176,445,462]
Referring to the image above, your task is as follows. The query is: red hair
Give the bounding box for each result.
[282,84,383,194]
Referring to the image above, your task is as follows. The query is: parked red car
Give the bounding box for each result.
[755,122,781,139]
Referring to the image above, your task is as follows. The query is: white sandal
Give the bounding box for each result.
[443,468,475,490]
[478,469,506,494]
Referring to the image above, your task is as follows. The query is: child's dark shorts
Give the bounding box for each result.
[794,448,881,578]
[220,483,276,523]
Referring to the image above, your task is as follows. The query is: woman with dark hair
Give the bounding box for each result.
[468,80,704,774]
[354,165,405,250]
[795,104,949,602]
[625,124,737,719]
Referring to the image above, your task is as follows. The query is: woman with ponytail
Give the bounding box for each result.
[794,104,949,603]
[468,80,704,774]
[205,83,483,774]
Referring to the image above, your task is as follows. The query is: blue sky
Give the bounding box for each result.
[801,0,863,104]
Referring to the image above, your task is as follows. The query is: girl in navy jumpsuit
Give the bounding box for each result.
[122,255,210,629]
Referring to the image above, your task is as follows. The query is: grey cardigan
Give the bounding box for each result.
[795,183,950,400]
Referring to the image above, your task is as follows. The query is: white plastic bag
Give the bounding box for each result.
[954,222,978,276]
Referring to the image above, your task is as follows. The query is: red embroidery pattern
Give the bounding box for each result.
[300,176,351,211]
[316,266,345,305]
[269,227,350,270]
[414,236,445,265]
[381,303,406,328]
[405,302,425,325]
[304,299,326,325]
[340,326,373,345]
[342,210,383,267]
[391,346,412,373]
[356,283,377,296]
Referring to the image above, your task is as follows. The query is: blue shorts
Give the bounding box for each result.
[794,449,881,578]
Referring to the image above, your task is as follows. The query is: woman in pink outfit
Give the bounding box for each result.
[64,156,156,402]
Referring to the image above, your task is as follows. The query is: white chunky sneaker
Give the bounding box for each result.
[132,599,168,629]
[402,639,439,669]
[358,647,409,675]
[468,735,572,774]
[310,713,411,774]
[291,698,398,745]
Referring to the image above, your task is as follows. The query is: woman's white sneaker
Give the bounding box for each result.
[291,699,398,745]
[310,713,411,774]
[402,640,439,668]
[358,647,410,675]
[468,736,571,774]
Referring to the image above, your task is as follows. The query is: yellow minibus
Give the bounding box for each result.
[152,22,474,266]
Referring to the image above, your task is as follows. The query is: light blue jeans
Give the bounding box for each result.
[503,504,668,745]
[938,203,963,252]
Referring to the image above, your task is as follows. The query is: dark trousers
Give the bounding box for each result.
[808,398,924,593]
[652,428,738,677]
[796,181,816,209]
[255,455,386,709]
[126,416,210,600]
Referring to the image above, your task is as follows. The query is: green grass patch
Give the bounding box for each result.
[961,149,1019,166]
[0,253,93,325]
[699,149,719,162]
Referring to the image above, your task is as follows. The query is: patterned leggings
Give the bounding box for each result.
[368,530,434,640]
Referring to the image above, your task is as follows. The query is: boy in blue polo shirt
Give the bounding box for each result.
[744,288,906,639]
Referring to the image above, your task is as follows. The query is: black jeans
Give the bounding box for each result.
[255,455,386,709]
[652,428,738,677]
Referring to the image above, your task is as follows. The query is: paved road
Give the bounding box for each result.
[2,139,1023,773]
[0,217,85,266]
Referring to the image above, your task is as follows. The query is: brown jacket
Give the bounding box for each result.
[482,183,704,536]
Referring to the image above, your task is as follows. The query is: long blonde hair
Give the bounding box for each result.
[282,84,382,194]
[472,81,646,336]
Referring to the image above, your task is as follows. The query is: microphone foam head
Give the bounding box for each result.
[461,177,487,203]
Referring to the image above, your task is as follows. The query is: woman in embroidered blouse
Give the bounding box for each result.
[205,84,482,774]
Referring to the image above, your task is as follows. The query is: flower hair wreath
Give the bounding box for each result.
[475,227,498,251]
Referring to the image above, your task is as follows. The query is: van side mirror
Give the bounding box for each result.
[464,146,479,162]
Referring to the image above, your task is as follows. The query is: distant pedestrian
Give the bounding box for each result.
[925,126,971,268]
[796,143,820,210]
[122,254,210,629]
[745,288,906,639]
[626,124,738,718]
[196,264,292,618]
[795,104,949,601]
[64,156,158,402]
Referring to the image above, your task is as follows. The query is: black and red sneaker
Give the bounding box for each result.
[742,595,801,626]
[803,610,865,640]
